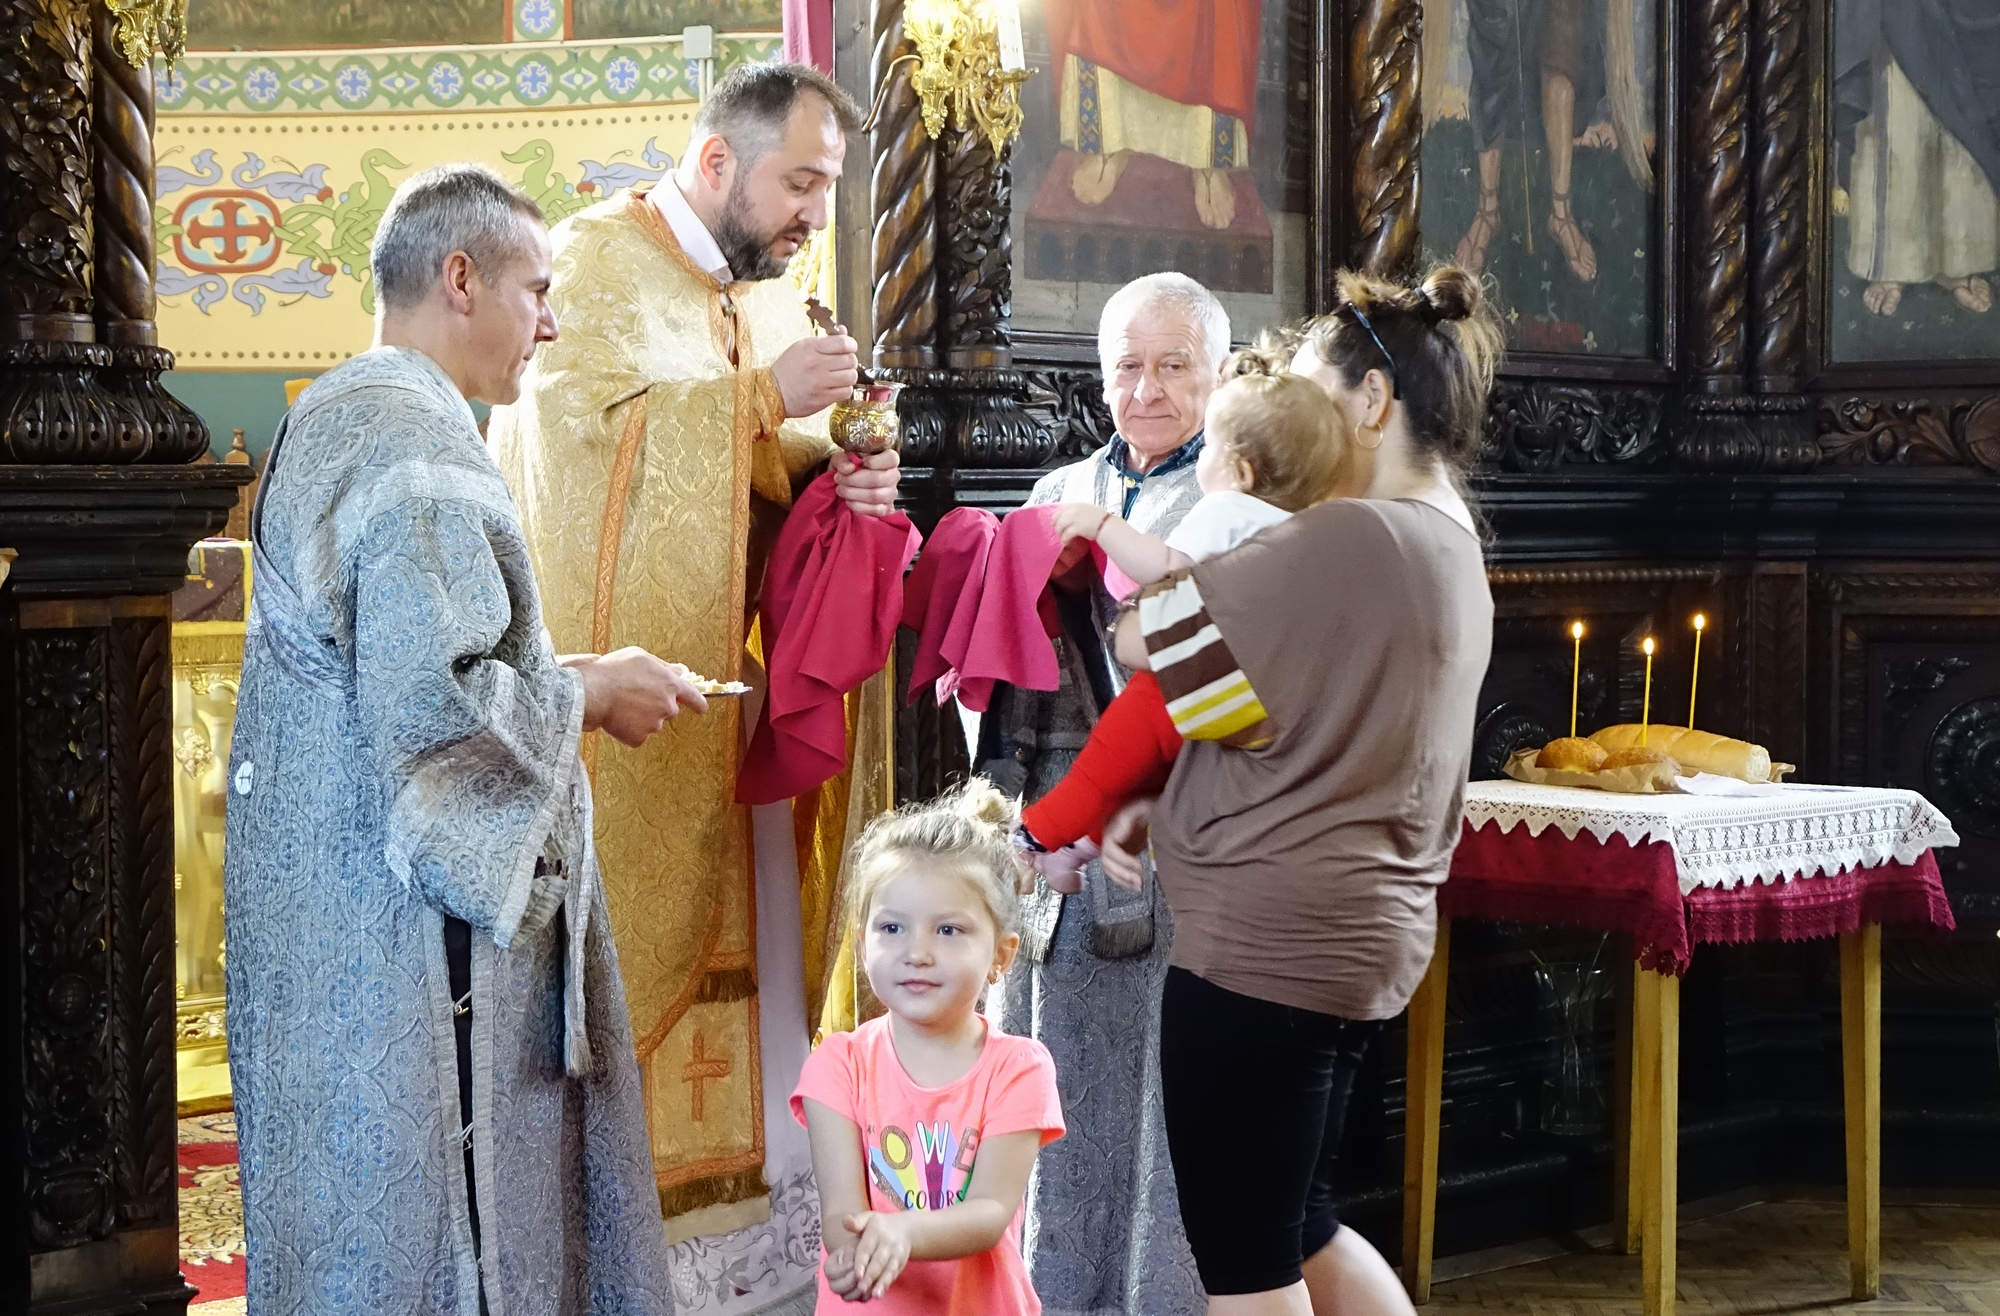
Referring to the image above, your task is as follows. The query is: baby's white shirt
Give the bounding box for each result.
[1161,490,1292,563]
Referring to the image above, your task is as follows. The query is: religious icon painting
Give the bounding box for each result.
[1418,0,1663,359]
[187,0,506,48]
[1008,0,1313,345]
[573,0,783,38]
[1827,0,2000,364]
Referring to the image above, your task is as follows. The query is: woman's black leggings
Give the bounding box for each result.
[1158,966,1382,1295]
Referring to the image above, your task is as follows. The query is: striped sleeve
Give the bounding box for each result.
[1135,571,1273,748]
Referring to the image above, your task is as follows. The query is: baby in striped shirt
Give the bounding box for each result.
[1018,351,1358,889]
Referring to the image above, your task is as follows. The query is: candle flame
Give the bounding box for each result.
[1693,613,1707,631]
[1570,621,1585,641]
[1642,636,1656,656]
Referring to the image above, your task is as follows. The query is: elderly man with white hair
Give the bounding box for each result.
[980,271,1231,1316]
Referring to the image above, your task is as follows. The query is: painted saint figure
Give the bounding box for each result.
[1449,0,1652,284]
[1834,0,2000,317]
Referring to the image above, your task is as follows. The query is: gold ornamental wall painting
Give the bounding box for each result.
[152,34,780,370]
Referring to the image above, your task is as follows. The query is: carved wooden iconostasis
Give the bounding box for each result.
[843,0,2000,1263]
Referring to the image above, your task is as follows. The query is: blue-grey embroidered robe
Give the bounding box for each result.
[223,346,673,1316]
[988,444,1206,1316]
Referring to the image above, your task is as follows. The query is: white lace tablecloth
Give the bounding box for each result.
[1462,781,1960,895]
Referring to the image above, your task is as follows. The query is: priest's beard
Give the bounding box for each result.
[713,181,812,282]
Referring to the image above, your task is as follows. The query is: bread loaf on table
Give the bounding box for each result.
[1588,725,1772,783]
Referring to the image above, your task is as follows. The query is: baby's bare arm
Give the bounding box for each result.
[1095,516,1194,586]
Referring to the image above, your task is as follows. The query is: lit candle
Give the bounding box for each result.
[1640,636,1656,746]
[992,0,1027,70]
[1568,620,1585,738]
[1688,613,1706,729]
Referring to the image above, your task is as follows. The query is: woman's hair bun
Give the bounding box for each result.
[1416,265,1481,324]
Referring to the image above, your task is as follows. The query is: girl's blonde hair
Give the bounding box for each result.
[1205,349,1353,513]
[847,778,1024,940]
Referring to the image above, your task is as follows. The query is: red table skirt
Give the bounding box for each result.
[1442,820,1956,975]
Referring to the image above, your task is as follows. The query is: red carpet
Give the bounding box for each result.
[179,1114,246,1309]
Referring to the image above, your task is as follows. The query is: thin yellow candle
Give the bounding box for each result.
[1688,613,1707,728]
[1640,636,1657,746]
[1568,620,1585,738]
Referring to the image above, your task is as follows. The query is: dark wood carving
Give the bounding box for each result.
[893,628,970,806]
[1818,395,2000,474]
[1883,656,1973,738]
[1022,369,1114,461]
[107,617,177,1229]
[90,4,149,337]
[937,122,1011,363]
[91,5,207,465]
[1346,0,1420,277]
[1748,0,1806,387]
[1686,0,1750,380]
[18,627,117,1250]
[0,0,96,335]
[1483,382,1667,471]
[867,0,937,374]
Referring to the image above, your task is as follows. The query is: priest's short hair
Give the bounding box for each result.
[372,163,545,312]
[692,62,864,166]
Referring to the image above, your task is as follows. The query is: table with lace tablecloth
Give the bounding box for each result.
[1397,782,1960,1316]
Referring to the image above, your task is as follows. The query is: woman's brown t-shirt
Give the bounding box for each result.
[1150,497,1493,1021]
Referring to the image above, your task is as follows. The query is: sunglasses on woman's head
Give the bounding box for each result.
[1344,304,1401,399]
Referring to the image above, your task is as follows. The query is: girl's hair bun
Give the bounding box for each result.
[951,777,1015,834]
[1223,346,1284,379]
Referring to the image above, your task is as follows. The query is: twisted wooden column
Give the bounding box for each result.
[1677,0,1769,470]
[937,120,1047,466]
[93,3,207,462]
[867,0,946,463]
[1347,0,1421,278]
[1687,0,1749,380]
[1740,0,1816,470]
[0,0,126,462]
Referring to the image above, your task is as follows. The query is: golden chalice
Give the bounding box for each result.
[828,382,904,457]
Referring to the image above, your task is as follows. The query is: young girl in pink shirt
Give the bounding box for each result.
[791,781,1064,1313]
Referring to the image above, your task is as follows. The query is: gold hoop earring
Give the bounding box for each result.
[1355,423,1384,452]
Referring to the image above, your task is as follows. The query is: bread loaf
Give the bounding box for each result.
[1588,725,1773,783]
[1536,736,1607,772]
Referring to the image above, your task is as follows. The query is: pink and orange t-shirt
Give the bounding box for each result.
[790,1015,1065,1315]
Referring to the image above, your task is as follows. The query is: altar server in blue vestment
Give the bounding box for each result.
[224,163,700,1316]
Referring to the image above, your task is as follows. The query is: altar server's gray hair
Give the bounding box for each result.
[1098,273,1232,375]
[372,163,545,312]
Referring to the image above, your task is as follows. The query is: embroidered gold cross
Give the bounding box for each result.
[683,1031,732,1122]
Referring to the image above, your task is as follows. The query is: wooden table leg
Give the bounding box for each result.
[1637,967,1679,1316]
[1841,925,1882,1299]
[1613,951,1640,1255]
[1401,918,1450,1304]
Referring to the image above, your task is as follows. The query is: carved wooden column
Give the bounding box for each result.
[936,120,1047,466]
[1741,0,1816,469]
[0,0,125,463]
[0,3,247,1311]
[1678,0,1817,471]
[1347,0,1421,278]
[868,0,949,464]
[93,3,208,463]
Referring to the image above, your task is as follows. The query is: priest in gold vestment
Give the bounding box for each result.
[489,64,897,1266]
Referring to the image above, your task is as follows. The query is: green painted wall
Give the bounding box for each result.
[165,370,306,459]
[165,366,492,461]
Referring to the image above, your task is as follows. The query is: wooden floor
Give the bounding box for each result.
[1426,1201,2000,1315]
